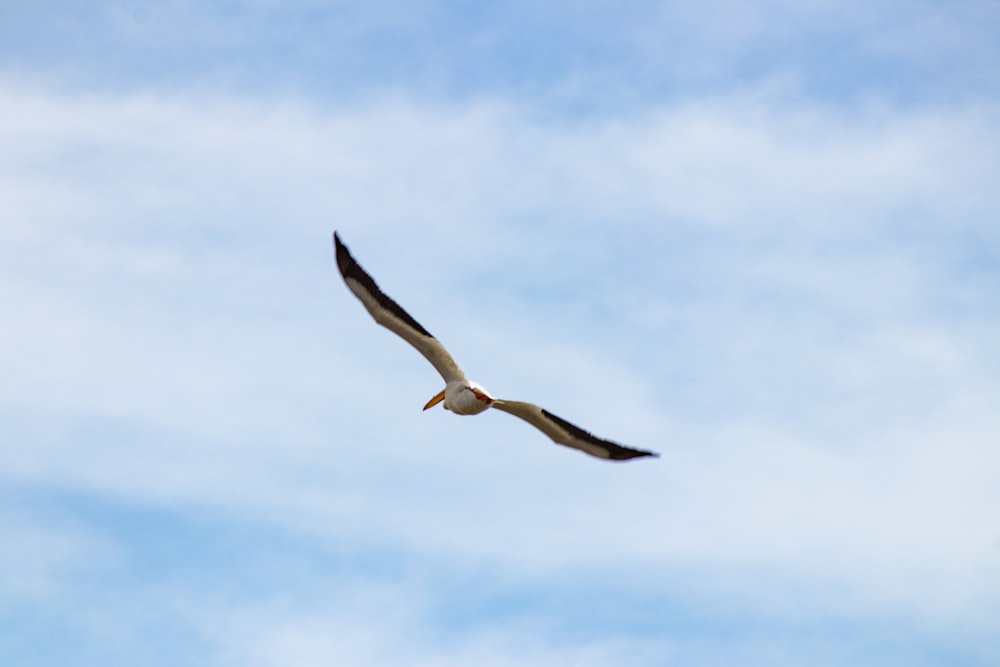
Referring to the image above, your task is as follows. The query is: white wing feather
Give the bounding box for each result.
[491,399,658,460]
[334,233,466,384]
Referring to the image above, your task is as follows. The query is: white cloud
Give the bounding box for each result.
[2,80,999,664]
[197,590,668,667]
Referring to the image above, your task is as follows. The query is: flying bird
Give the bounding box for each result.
[333,231,658,461]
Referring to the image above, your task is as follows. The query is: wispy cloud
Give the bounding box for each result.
[2,5,1000,661]
[3,1,998,106]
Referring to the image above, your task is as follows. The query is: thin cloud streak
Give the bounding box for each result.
[2,80,999,665]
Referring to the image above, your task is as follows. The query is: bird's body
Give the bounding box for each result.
[433,380,496,415]
[333,231,658,461]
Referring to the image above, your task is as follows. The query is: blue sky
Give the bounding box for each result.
[2,2,1000,665]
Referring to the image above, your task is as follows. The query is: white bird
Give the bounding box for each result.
[333,232,658,461]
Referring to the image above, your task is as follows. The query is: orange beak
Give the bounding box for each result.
[422,388,446,411]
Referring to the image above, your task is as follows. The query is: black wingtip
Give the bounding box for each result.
[332,230,352,279]
[331,231,435,339]
[611,449,660,461]
[540,408,660,461]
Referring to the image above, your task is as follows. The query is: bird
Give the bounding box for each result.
[332,231,658,461]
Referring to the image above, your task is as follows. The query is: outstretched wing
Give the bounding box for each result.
[491,399,659,461]
[333,232,466,384]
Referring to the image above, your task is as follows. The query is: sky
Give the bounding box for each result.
[2,1,1000,665]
